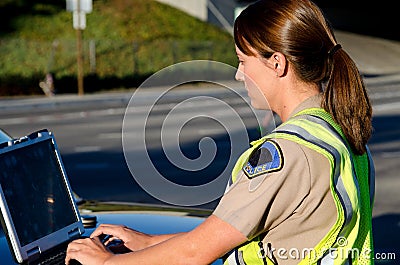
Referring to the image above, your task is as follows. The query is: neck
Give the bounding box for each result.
[275,82,320,122]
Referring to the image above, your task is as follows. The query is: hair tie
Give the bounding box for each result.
[328,44,342,57]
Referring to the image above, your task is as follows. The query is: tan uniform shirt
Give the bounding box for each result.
[213,95,337,264]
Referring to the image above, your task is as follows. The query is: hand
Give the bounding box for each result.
[66,237,113,265]
[90,224,153,252]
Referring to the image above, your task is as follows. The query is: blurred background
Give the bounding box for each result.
[1,0,398,96]
[1,0,235,95]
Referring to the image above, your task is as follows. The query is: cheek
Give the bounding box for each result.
[244,68,271,109]
[244,67,264,91]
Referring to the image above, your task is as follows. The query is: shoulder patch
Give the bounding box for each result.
[243,140,283,179]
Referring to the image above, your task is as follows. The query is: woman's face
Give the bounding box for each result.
[235,46,277,110]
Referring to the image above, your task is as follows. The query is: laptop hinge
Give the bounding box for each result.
[27,246,41,262]
[68,227,81,239]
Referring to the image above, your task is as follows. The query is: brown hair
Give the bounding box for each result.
[234,0,372,155]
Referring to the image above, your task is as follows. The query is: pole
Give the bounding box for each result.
[76,28,84,95]
[67,0,91,95]
[76,0,84,96]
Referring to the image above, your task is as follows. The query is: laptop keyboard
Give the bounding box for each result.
[37,248,66,265]
[36,248,82,265]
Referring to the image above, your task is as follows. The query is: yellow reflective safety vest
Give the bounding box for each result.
[223,108,375,265]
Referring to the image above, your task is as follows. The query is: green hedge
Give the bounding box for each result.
[0,38,237,95]
[0,0,237,96]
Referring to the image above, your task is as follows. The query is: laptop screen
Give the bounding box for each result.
[0,138,78,247]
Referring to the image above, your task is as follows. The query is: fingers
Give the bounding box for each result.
[102,236,119,246]
[89,224,151,252]
[90,224,126,239]
[65,237,112,265]
[65,239,84,264]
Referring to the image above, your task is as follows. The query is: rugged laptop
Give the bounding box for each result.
[0,129,84,264]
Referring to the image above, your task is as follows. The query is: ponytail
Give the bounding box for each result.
[322,45,372,155]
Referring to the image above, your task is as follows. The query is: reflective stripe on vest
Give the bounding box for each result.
[223,108,374,265]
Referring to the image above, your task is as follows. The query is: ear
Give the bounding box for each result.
[271,52,287,77]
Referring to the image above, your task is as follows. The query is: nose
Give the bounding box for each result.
[235,67,244,82]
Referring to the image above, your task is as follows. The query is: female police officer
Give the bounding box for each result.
[66,0,374,264]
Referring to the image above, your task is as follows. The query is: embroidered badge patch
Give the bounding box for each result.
[243,140,283,179]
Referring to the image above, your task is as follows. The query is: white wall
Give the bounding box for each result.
[156,0,208,21]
